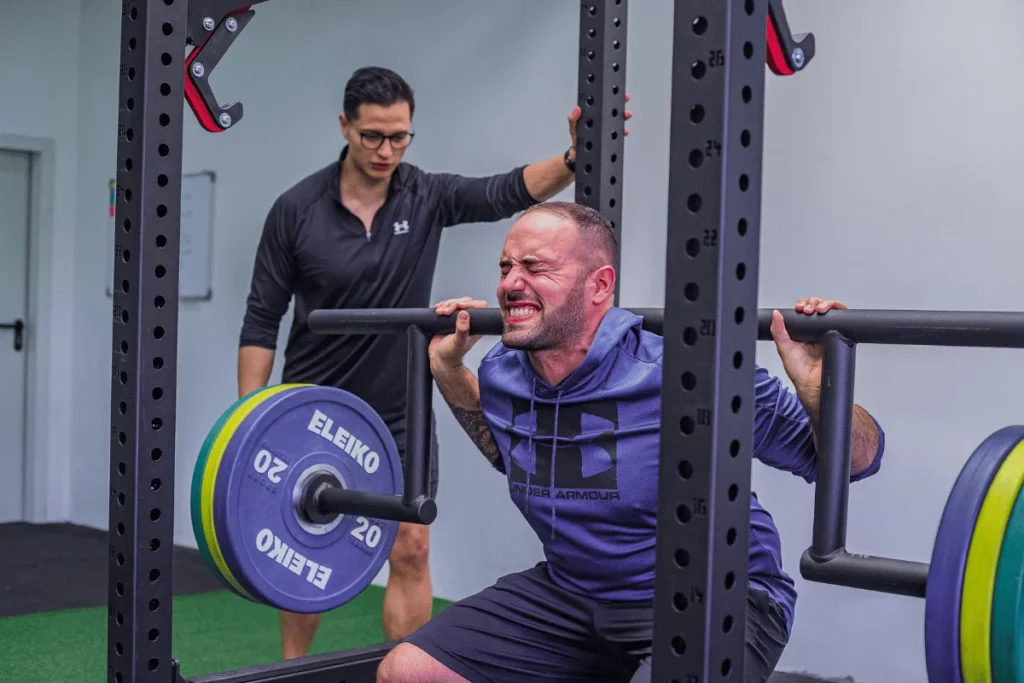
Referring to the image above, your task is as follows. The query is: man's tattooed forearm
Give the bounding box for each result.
[449,405,501,465]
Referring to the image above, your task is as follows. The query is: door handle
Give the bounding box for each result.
[0,319,24,352]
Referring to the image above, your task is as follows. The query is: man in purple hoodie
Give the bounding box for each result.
[376,201,885,683]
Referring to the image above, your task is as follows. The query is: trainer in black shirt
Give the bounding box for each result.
[237,66,632,660]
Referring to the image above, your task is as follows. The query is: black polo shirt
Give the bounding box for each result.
[239,147,537,431]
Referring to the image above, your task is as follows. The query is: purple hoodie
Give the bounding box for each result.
[477,307,884,633]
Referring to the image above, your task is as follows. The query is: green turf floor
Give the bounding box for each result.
[0,586,452,682]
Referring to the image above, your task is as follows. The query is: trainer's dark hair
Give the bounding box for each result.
[343,67,415,121]
[522,201,618,269]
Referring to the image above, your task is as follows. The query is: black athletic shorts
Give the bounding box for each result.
[387,411,440,501]
[403,562,789,682]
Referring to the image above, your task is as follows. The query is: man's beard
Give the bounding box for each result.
[501,278,587,351]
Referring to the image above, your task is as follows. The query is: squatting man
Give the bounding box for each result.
[374,201,886,683]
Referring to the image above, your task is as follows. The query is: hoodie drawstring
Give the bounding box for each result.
[523,378,563,540]
[525,377,536,514]
[550,391,562,540]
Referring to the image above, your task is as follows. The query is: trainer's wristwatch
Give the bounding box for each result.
[564,147,576,172]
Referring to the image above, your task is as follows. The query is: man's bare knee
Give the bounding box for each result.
[389,523,430,575]
[377,643,425,683]
[376,643,408,683]
[377,643,465,683]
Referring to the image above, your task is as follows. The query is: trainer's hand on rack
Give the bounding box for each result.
[770,297,848,403]
[428,297,488,375]
[567,94,631,163]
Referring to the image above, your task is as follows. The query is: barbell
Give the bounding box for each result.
[190,306,1024,682]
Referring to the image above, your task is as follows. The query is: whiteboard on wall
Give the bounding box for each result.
[107,170,215,300]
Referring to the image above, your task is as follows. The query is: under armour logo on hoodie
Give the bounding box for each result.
[507,397,620,491]
[392,220,410,235]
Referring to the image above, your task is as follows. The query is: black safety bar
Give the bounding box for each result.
[183,641,395,682]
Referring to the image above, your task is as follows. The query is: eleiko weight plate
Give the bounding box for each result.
[960,434,1024,682]
[213,385,404,613]
[925,426,1024,683]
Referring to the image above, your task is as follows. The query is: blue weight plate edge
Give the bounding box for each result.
[190,386,268,600]
[218,385,405,613]
[924,425,1024,683]
[211,386,307,601]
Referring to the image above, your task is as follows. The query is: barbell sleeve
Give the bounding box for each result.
[799,548,929,598]
[314,487,437,526]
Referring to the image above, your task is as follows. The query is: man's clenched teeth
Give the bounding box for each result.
[509,306,538,318]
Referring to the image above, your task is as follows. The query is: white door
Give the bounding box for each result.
[0,149,31,523]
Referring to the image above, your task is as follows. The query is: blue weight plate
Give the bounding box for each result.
[213,385,404,613]
[925,425,1024,683]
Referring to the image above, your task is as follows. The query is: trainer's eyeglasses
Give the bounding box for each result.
[359,131,415,150]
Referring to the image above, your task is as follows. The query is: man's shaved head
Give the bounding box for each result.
[496,201,618,355]
[519,201,618,271]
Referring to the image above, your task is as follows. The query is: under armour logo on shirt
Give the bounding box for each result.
[393,220,410,235]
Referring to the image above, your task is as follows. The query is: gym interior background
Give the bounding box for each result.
[1,0,1022,681]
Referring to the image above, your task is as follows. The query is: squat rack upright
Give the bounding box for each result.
[107,1,810,681]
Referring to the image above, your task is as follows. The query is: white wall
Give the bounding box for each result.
[10,0,1024,680]
[0,0,82,523]
[74,0,117,530]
